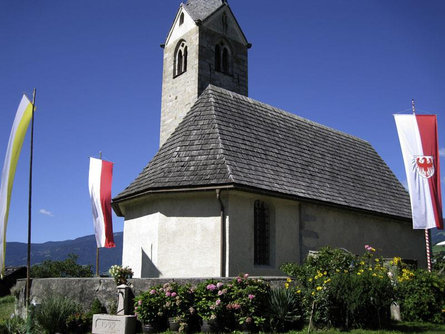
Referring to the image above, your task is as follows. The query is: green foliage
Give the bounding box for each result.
[398,269,445,323]
[432,249,445,274]
[90,298,106,315]
[267,287,304,332]
[281,246,394,330]
[35,294,82,334]
[0,296,15,322]
[30,253,93,278]
[0,315,26,334]
[134,285,169,330]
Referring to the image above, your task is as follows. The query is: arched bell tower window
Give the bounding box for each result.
[254,200,270,265]
[174,40,187,77]
[215,41,231,75]
[179,12,184,26]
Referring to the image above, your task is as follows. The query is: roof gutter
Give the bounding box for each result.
[112,184,235,217]
[216,189,227,277]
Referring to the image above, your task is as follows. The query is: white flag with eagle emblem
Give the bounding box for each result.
[394,114,442,229]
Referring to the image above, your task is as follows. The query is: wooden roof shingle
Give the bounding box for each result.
[114,85,411,219]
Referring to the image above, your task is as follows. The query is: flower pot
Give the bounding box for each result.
[200,319,217,332]
[168,317,180,331]
[142,323,157,333]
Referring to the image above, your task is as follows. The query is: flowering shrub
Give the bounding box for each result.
[397,268,445,323]
[281,246,394,329]
[134,285,169,330]
[108,265,133,285]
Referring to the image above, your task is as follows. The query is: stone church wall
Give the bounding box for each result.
[121,192,222,278]
[300,202,426,267]
[160,26,200,147]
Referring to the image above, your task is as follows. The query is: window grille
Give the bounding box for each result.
[254,200,270,265]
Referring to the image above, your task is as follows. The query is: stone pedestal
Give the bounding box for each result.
[117,284,132,315]
[92,314,137,334]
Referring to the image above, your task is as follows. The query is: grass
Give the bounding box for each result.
[155,322,445,334]
[0,295,15,321]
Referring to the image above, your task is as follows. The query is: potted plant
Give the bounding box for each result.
[109,265,133,285]
[134,285,168,332]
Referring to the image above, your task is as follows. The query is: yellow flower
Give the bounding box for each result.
[336,269,340,273]
[393,257,401,265]
[372,273,377,277]
[287,277,292,283]
[297,289,301,294]
[311,291,315,296]
[344,270,348,273]
[323,271,327,275]
[357,272,361,276]
[309,278,313,282]
[359,269,364,273]
[375,258,380,262]
[285,283,289,289]
[368,267,373,271]
[324,278,331,284]
[316,286,322,291]
[360,261,365,265]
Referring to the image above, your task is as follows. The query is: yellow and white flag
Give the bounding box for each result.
[0,95,33,277]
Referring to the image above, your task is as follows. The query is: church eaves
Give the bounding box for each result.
[113,85,412,220]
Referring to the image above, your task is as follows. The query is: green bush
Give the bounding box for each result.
[267,286,304,332]
[0,315,26,334]
[281,246,394,330]
[398,269,445,323]
[31,253,93,278]
[35,295,82,334]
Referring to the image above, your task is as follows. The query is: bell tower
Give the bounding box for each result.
[159,0,250,147]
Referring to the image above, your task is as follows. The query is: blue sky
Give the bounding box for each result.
[0,0,444,245]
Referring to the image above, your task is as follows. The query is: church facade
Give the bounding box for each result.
[112,0,425,278]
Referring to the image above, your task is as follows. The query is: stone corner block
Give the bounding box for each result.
[92,314,137,334]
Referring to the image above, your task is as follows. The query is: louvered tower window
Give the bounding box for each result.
[254,200,270,265]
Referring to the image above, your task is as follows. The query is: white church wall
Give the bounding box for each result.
[226,191,300,276]
[121,192,223,278]
[300,202,426,267]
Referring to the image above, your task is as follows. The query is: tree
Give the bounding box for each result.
[31,254,93,278]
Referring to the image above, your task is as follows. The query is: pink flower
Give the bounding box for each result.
[246,317,253,324]
[217,282,224,289]
[248,294,255,300]
[244,273,249,279]
[217,289,227,296]
[216,299,221,306]
[149,289,156,295]
[237,278,242,283]
[138,300,142,305]
[166,291,171,297]
[206,284,217,291]
[171,292,177,297]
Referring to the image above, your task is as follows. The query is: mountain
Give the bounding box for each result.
[6,232,122,274]
[432,223,445,245]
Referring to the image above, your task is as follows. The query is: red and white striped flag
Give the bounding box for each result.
[88,158,115,248]
[394,114,443,229]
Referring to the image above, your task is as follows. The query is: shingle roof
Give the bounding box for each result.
[182,0,225,21]
[114,85,411,219]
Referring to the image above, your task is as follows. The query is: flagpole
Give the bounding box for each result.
[412,99,433,272]
[96,151,102,277]
[26,89,36,309]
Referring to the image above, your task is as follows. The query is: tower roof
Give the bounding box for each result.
[113,85,411,221]
[182,0,225,21]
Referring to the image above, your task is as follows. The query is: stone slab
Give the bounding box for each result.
[92,314,137,334]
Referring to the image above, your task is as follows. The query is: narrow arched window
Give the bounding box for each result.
[254,200,270,265]
[215,44,221,72]
[174,40,187,77]
[222,47,229,73]
[179,13,184,26]
[215,41,231,75]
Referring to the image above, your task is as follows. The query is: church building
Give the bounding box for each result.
[112,0,425,278]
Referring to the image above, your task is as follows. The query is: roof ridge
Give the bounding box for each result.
[207,85,369,145]
[207,86,235,183]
